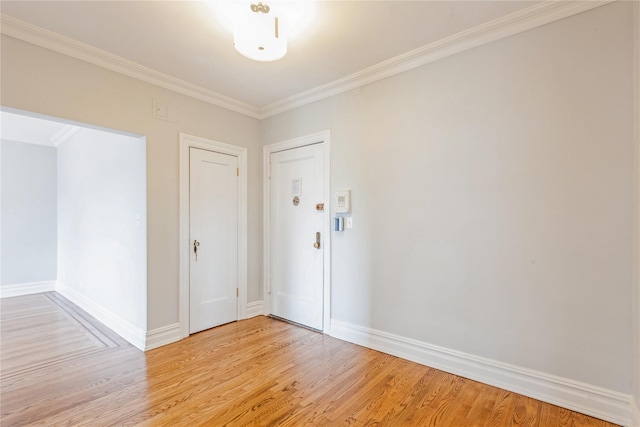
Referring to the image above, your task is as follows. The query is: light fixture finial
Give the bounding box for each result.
[250,3,270,14]
[234,1,287,62]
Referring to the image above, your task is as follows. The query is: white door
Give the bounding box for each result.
[189,147,238,334]
[270,143,325,330]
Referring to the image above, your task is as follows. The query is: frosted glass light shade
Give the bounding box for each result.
[234,10,287,62]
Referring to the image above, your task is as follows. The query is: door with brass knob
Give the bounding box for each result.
[269,143,325,331]
[189,147,238,334]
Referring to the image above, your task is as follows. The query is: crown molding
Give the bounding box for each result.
[1,1,615,121]
[0,15,262,119]
[2,125,80,148]
[258,0,615,119]
[50,124,81,147]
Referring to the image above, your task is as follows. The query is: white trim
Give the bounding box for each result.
[0,280,56,298]
[632,398,640,427]
[1,2,613,120]
[145,323,181,351]
[260,1,613,118]
[246,301,264,318]
[633,2,640,425]
[179,133,248,339]
[0,106,144,139]
[330,319,631,426]
[1,138,56,148]
[50,125,81,147]
[56,281,146,351]
[0,15,260,119]
[263,130,331,333]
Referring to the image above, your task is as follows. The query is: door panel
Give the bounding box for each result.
[270,144,324,330]
[189,147,238,334]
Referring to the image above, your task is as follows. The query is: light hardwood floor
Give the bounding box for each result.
[1,292,619,426]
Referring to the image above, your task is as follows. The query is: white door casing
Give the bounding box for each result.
[189,148,238,333]
[179,134,248,339]
[264,131,331,332]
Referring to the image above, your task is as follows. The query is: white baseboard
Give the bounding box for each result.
[146,301,264,351]
[246,300,264,318]
[632,398,640,427]
[0,280,56,298]
[330,319,632,426]
[145,323,181,351]
[56,282,146,351]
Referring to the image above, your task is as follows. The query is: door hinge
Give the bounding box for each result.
[236,167,239,177]
[236,288,239,297]
[268,278,271,295]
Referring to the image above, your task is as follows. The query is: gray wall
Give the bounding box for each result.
[1,140,57,286]
[0,0,636,406]
[57,128,147,330]
[634,2,640,421]
[0,34,262,330]
[261,2,634,394]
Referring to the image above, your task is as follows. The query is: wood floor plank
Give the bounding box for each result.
[538,400,560,427]
[348,359,427,425]
[0,293,621,427]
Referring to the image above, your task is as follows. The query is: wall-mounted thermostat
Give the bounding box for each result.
[335,190,351,214]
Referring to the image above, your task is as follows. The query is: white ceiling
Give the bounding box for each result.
[0,1,539,111]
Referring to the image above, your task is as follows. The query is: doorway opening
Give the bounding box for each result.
[0,107,147,349]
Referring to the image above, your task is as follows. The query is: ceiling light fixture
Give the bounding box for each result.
[234,2,287,62]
